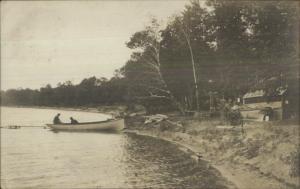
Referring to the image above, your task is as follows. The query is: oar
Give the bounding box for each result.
[0,125,48,129]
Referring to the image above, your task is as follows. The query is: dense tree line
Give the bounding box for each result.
[1,0,299,114]
[122,0,299,112]
[1,76,127,107]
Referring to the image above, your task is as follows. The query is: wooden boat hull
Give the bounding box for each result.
[46,119,124,131]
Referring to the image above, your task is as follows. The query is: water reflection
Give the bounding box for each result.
[1,107,228,189]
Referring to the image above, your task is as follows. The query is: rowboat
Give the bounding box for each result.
[46,119,124,132]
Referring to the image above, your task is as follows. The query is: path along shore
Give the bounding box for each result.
[124,114,299,189]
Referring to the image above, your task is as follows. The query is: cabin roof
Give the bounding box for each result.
[243,88,287,99]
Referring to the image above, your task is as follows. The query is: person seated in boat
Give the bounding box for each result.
[53,113,62,124]
[70,117,79,124]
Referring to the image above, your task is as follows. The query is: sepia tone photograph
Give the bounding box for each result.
[1,0,299,188]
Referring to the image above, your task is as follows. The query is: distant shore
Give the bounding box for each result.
[1,105,127,116]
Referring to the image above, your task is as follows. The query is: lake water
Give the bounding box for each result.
[1,107,228,189]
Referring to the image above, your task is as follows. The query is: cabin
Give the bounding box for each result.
[240,88,287,121]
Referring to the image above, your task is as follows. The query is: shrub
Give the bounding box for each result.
[240,139,262,159]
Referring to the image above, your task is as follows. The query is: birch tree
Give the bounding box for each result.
[124,18,185,114]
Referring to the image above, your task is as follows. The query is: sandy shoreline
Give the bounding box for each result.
[123,129,237,189]
[124,115,299,189]
[123,128,298,189]
[124,129,242,189]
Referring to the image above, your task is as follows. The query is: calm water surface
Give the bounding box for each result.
[1,107,227,189]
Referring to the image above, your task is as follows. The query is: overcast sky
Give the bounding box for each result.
[1,0,189,90]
